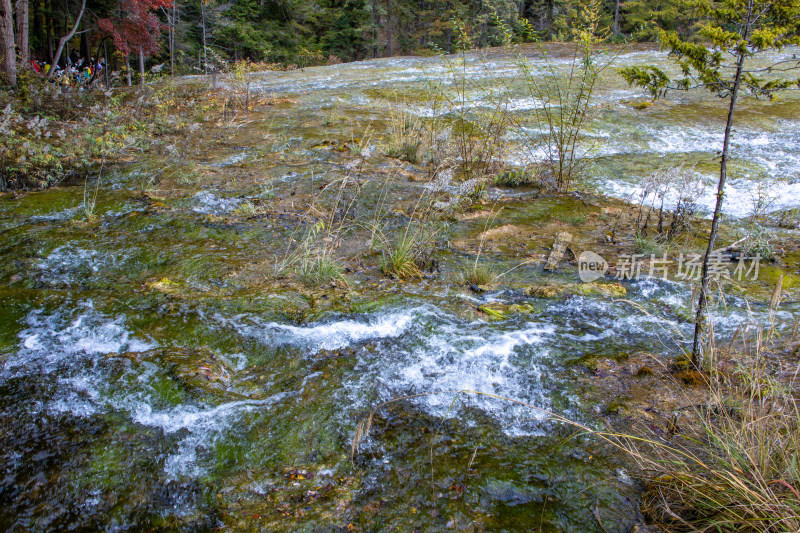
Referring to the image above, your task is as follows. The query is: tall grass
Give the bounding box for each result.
[382,105,427,164]
[632,348,800,530]
[378,232,423,280]
[297,252,343,286]
[366,172,444,281]
[623,283,800,532]
[460,261,498,287]
[372,204,442,280]
[273,175,358,285]
[458,207,502,288]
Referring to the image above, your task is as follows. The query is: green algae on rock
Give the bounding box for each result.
[527,282,627,299]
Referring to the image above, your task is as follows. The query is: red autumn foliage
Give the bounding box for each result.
[97,0,173,56]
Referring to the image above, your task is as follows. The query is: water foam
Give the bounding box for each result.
[7,303,285,479]
[218,309,416,351]
[191,191,243,215]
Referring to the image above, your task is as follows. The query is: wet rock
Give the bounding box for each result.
[481,479,535,506]
[527,283,563,298]
[476,303,534,320]
[621,352,661,376]
[605,395,632,414]
[526,281,626,299]
[543,232,573,271]
[111,347,240,399]
[674,369,707,387]
[147,277,182,294]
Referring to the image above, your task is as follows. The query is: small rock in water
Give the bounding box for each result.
[481,478,535,506]
[543,232,573,271]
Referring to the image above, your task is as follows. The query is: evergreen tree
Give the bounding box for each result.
[621,0,800,367]
[317,0,369,61]
[621,0,686,40]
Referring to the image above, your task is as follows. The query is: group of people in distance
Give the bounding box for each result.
[28,50,106,90]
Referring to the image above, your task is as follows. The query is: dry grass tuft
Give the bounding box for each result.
[626,293,800,532]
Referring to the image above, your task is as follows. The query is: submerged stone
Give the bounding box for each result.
[481,479,536,506]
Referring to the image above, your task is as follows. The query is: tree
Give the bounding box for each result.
[98,0,172,84]
[160,0,176,75]
[15,0,28,64]
[317,0,369,61]
[0,0,14,85]
[192,0,231,74]
[46,0,85,80]
[620,0,686,40]
[621,0,800,367]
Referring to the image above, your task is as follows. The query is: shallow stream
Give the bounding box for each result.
[1,44,798,531]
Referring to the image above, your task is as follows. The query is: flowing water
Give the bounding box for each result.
[245,43,800,217]
[0,44,798,531]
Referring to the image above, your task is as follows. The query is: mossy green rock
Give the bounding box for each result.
[477,303,535,320]
[527,282,626,299]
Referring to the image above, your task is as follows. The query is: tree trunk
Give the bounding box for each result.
[103,39,108,87]
[32,0,41,55]
[371,0,377,58]
[138,47,144,84]
[15,0,28,64]
[62,0,68,61]
[124,52,131,85]
[87,36,104,85]
[691,49,748,366]
[80,22,88,58]
[614,0,620,35]
[385,0,393,56]
[170,0,175,75]
[46,0,86,80]
[200,0,207,74]
[0,0,15,86]
[45,0,52,61]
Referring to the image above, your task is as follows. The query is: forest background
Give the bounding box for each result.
[1,0,693,85]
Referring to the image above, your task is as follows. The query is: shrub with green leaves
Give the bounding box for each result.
[493,168,538,188]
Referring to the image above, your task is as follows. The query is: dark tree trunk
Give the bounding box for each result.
[0,0,15,86]
[371,0,377,58]
[87,36,104,85]
[80,22,88,58]
[691,49,748,366]
[15,0,28,64]
[170,0,175,75]
[33,0,44,59]
[45,0,53,61]
[103,39,108,87]
[200,0,207,73]
[385,0,393,56]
